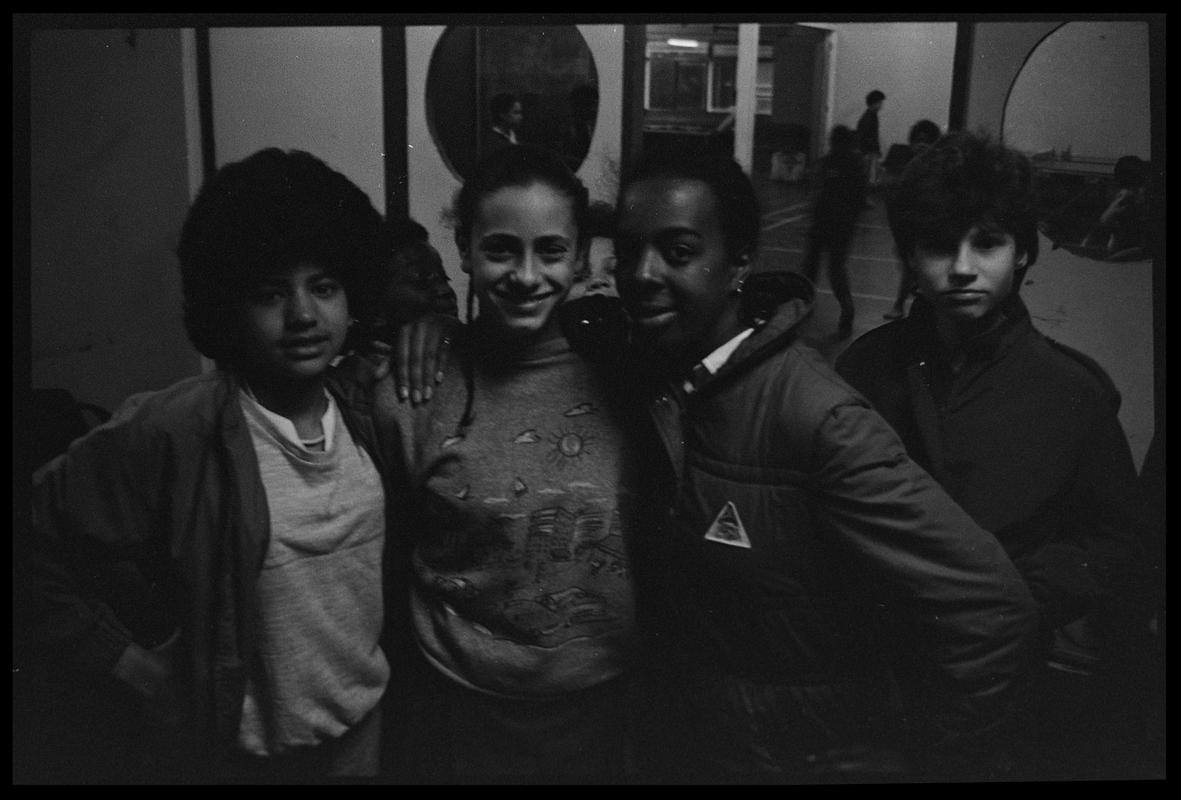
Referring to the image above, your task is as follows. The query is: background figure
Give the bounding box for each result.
[18,149,397,781]
[800,124,866,339]
[856,89,885,187]
[559,83,599,171]
[517,91,554,151]
[612,144,1037,783]
[836,131,1156,781]
[486,91,523,155]
[882,119,943,319]
[1082,154,1150,261]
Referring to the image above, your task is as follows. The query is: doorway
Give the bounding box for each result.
[630,23,832,216]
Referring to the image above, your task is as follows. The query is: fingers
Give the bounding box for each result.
[399,320,434,405]
[435,326,453,385]
[409,321,430,405]
[395,327,412,402]
[394,314,458,405]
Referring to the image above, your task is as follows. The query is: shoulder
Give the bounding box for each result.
[1027,333,1122,411]
[748,341,909,465]
[108,371,232,432]
[835,320,910,380]
[34,372,233,484]
[761,339,872,420]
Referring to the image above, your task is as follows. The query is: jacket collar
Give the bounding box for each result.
[905,293,1033,368]
[692,288,814,395]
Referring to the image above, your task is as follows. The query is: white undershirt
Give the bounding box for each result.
[241,385,337,451]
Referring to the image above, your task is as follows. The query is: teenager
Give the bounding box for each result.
[610,145,1038,782]
[373,144,642,783]
[21,149,399,780]
[836,131,1154,780]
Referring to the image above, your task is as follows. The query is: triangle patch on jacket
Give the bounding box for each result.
[703,501,751,548]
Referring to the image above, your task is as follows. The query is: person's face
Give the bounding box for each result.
[236,262,351,385]
[377,240,446,328]
[912,225,1021,323]
[501,102,523,131]
[614,177,747,363]
[463,182,581,340]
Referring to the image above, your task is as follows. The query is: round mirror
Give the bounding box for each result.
[1003,21,1153,262]
[425,25,600,182]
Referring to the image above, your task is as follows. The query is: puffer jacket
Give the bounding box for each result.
[625,281,1038,780]
[836,294,1152,650]
[20,365,403,778]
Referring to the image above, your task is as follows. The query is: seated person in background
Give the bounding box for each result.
[1082,154,1150,261]
[836,131,1155,781]
[18,148,402,781]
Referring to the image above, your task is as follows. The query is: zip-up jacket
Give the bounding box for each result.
[836,295,1150,635]
[20,366,404,777]
[626,287,1038,778]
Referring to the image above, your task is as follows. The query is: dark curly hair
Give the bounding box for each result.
[176,148,385,364]
[887,130,1039,271]
[616,143,761,265]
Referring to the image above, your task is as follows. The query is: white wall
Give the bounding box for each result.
[405,24,625,315]
[965,21,1061,137]
[1003,21,1150,161]
[805,22,957,149]
[29,28,200,412]
[209,27,385,210]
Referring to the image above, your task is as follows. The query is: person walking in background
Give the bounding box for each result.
[856,89,885,188]
[836,130,1155,781]
[18,149,400,781]
[611,144,1038,783]
[882,119,942,320]
[800,124,867,340]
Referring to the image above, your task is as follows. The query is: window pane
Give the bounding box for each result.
[675,61,707,109]
[711,57,736,110]
[649,57,677,109]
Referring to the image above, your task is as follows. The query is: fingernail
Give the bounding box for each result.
[398,387,408,401]
[425,386,433,401]
[436,371,444,383]
[412,390,422,404]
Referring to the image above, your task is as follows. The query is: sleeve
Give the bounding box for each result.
[20,406,172,675]
[808,400,1039,772]
[1021,404,1155,633]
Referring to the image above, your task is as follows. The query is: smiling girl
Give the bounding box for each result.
[377,144,641,783]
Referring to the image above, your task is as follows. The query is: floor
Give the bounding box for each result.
[749,161,1157,471]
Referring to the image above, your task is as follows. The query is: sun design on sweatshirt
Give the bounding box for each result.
[548,427,594,467]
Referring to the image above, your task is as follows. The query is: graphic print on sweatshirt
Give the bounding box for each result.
[415,398,633,650]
